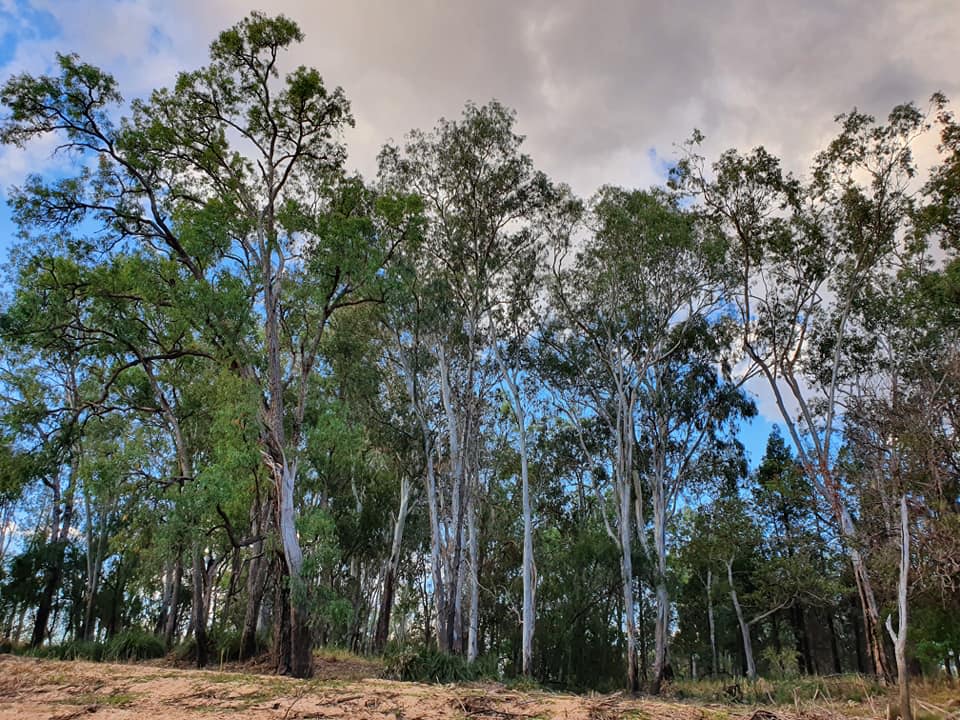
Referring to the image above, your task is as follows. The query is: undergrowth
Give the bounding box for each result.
[383,645,499,683]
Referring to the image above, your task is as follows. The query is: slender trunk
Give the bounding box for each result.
[31,475,75,648]
[276,459,313,677]
[163,556,183,649]
[156,559,174,637]
[851,601,866,674]
[651,479,669,694]
[652,579,669,691]
[885,496,911,720]
[241,545,268,658]
[827,612,842,674]
[398,342,448,652]
[424,450,448,651]
[494,342,536,677]
[519,416,535,677]
[192,546,209,668]
[638,592,648,683]
[707,570,718,676]
[438,343,467,654]
[851,544,891,681]
[619,483,639,692]
[81,488,106,641]
[727,559,756,681]
[375,476,412,652]
[273,554,292,675]
[466,487,480,663]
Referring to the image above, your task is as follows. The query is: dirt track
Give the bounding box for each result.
[0,655,869,720]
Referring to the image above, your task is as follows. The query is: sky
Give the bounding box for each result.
[1,0,958,465]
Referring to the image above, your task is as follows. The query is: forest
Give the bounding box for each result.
[0,12,957,719]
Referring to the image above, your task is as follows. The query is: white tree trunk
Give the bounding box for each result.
[618,482,640,692]
[706,569,718,676]
[727,558,756,681]
[493,341,536,676]
[467,487,480,663]
[885,496,912,720]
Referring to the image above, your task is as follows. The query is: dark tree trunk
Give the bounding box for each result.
[273,556,292,675]
[289,597,313,677]
[374,566,396,653]
[791,604,813,674]
[163,557,183,649]
[30,545,66,647]
[241,548,268,659]
[827,612,843,674]
[852,605,867,674]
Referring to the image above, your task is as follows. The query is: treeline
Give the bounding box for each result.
[0,13,957,711]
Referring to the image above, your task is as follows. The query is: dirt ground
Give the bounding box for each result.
[0,654,907,720]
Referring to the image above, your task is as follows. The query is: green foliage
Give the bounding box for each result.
[32,639,108,661]
[384,645,498,683]
[105,628,165,661]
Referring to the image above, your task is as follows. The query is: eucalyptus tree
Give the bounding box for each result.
[633,327,754,693]
[378,100,559,660]
[672,102,939,681]
[544,187,730,691]
[0,12,415,676]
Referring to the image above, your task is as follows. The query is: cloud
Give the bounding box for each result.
[3,0,958,194]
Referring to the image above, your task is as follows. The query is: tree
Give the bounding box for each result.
[1,12,415,676]
[673,102,938,681]
[544,187,734,691]
[379,101,562,663]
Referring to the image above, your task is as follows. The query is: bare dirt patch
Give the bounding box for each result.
[0,655,891,720]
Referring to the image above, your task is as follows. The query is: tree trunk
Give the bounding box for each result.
[276,459,313,678]
[192,546,209,668]
[885,496,911,720]
[241,544,268,658]
[163,556,183,649]
[494,344,536,678]
[727,559,756,681]
[827,612,843,674]
[466,487,480,663]
[618,485,640,693]
[652,578,669,692]
[375,476,412,652]
[519,420,535,677]
[31,476,75,648]
[707,570,718,676]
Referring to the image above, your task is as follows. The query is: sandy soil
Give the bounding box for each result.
[0,655,882,720]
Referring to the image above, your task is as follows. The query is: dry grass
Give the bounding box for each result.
[0,655,956,720]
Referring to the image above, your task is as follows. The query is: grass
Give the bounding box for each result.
[669,674,890,705]
[313,646,363,662]
[61,691,142,707]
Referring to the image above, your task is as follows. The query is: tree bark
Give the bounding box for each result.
[727,559,756,681]
[375,476,412,652]
[885,496,911,720]
[706,569,718,677]
[163,555,183,649]
[618,484,640,692]
[31,467,76,648]
[466,485,480,663]
[191,546,209,668]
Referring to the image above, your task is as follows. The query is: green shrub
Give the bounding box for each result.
[105,628,165,661]
[48,639,107,661]
[172,637,196,662]
[209,628,243,662]
[384,645,498,684]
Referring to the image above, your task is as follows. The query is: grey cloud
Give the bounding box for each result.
[6,0,960,195]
